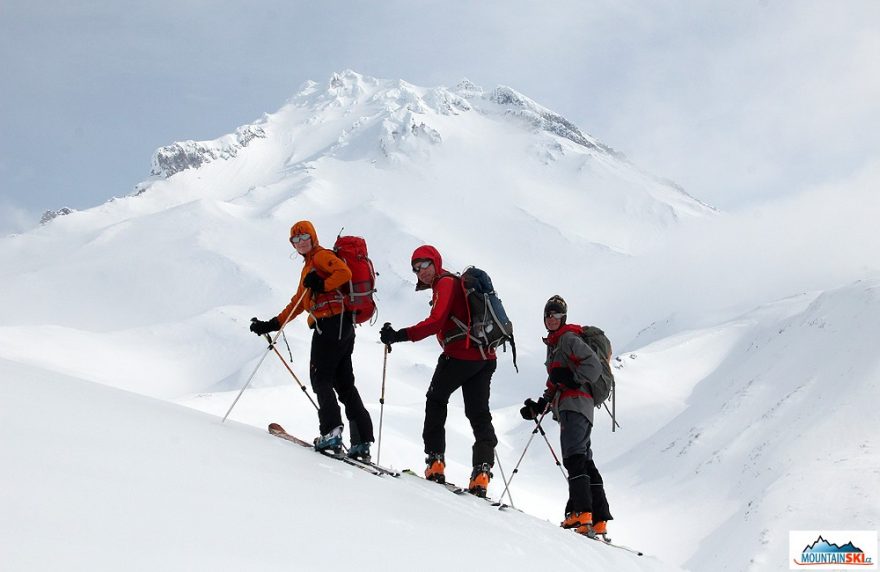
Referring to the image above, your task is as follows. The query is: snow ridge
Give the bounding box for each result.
[487,85,621,157]
[150,124,267,178]
[40,207,75,224]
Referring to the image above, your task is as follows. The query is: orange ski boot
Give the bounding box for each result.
[561,511,592,530]
[583,520,608,539]
[424,453,446,483]
[468,463,493,498]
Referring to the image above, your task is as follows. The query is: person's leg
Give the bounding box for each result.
[332,326,374,445]
[310,326,344,436]
[559,411,592,527]
[460,360,498,466]
[422,355,466,455]
[585,454,613,525]
[460,360,498,496]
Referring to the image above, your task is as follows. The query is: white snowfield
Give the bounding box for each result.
[2,359,676,572]
[1,71,877,571]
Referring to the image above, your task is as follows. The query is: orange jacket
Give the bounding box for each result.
[275,220,352,327]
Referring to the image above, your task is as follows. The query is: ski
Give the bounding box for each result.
[402,469,510,509]
[573,531,644,556]
[268,423,400,477]
[403,469,467,494]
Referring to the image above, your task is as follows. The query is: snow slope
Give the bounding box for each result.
[0,358,676,572]
[1,71,877,571]
[603,281,880,570]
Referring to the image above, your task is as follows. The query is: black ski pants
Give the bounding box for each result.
[423,354,498,467]
[309,312,374,444]
[559,410,612,522]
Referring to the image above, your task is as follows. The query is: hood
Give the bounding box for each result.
[290,220,319,248]
[411,245,445,291]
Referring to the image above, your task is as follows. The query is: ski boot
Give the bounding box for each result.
[467,463,493,498]
[424,453,446,483]
[347,442,371,462]
[584,520,609,540]
[561,511,592,531]
[314,425,343,453]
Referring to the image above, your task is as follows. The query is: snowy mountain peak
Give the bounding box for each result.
[145,71,635,183]
[328,68,377,97]
[453,78,484,98]
[135,71,710,229]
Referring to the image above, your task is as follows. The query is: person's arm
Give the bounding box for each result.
[403,276,457,342]
[310,249,353,292]
[563,334,603,387]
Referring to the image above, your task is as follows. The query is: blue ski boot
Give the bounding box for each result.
[314,426,343,453]
[347,442,371,462]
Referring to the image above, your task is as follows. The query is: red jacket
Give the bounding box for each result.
[404,245,495,361]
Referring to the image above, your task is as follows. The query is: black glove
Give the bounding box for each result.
[250,317,280,336]
[519,397,548,420]
[548,367,578,389]
[380,323,409,345]
[303,270,325,293]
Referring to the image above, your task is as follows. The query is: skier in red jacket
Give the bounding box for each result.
[380,245,498,497]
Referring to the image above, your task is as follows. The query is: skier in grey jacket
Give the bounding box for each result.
[520,295,613,537]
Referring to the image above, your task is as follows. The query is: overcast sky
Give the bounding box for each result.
[1,0,878,233]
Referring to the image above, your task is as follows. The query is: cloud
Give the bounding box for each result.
[598,158,880,343]
[0,199,37,236]
[590,2,880,209]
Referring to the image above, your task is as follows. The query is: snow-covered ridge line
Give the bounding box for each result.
[486,85,622,158]
[149,124,267,178]
[144,70,627,182]
[40,207,75,224]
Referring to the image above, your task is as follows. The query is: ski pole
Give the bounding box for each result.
[604,399,620,431]
[612,384,616,432]
[496,408,550,505]
[493,449,515,508]
[377,341,390,465]
[535,415,569,483]
[609,382,618,431]
[222,289,307,423]
[265,333,319,412]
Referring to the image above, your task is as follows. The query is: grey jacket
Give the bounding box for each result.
[544,326,602,425]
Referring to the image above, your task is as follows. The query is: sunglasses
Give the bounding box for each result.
[290,233,311,244]
[544,312,566,320]
[412,260,432,273]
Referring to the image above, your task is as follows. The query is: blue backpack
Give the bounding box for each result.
[444,266,518,371]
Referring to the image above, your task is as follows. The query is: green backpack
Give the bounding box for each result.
[579,325,615,408]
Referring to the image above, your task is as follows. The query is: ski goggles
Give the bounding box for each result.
[412,260,432,273]
[544,312,566,320]
[290,233,312,244]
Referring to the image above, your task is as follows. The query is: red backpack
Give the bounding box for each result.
[333,235,377,324]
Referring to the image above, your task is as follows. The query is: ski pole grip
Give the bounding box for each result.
[382,322,393,353]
